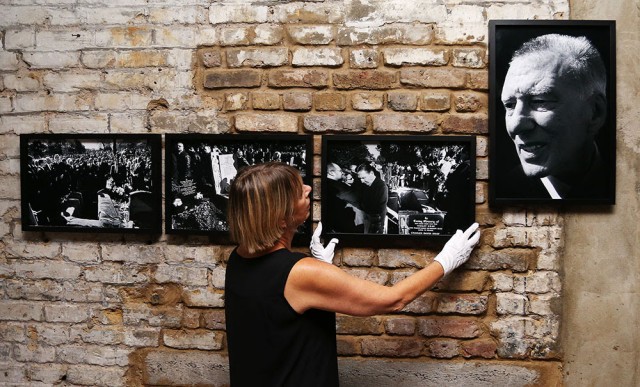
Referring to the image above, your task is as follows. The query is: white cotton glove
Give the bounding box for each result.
[310,222,339,264]
[434,222,481,276]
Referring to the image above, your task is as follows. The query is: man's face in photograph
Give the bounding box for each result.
[501,52,598,179]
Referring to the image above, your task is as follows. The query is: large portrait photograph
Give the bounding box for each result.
[20,134,162,233]
[165,134,313,242]
[489,20,616,205]
[321,135,476,246]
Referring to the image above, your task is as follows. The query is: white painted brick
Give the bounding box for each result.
[148,6,202,24]
[194,26,217,46]
[476,136,488,157]
[0,300,43,321]
[123,303,183,328]
[95,93,151,111]
[528,294,558,316]
[0,115,46,134]
[0,96,13,114]
[350,48,378,69]
[80,50,117,68]
[344,1,446,27]
[4,241,61,259]
[152,26,197,48]
[167,49,193,70]
[524,271,562,294]
[3,73,41,92]
[44,303,90,323]
[66,364,127,387]
[503,211,527,226]
[61,243,100,263]
[80,7,147,25]
[383,48,447,66]
[32,323,72,346]
[43,71,102,92]
[288,25,334,45]
[0,172,19,200]
[154,264,208,286]
[163,245,220,266]
[491,272,514,292]
[85,263,149,284]
[0,322,26,343]
[226,47,288,68]
[163,329,222,350]
[22,51,81,69]
[94,27,153,48]
[435,23,487,44]
[62,281,104,303]
[486,4,565,21]
[271,2,344,24]
[56,344,131,366]
[10,260,80,280]
[14,93,92,113]
[13,344,56,363]
[102,244,165,264]
[43,7,79,26]
[48,114,109,133]
[5,29,36,50]
[0,51,20,71]
[24,363,67,385]
[208,4,269,24]
[0,6,50,27]
[123,327,160,347]
[292,47,344,67]
[36,30,97,51]
[445,4,485,24]
[70,326,124,345]
[496,292,528,315]
[103,68,178,92]
[211,266,225,289]
[183,287,224,307]
[109,112,147,133]
[5,278,64,301]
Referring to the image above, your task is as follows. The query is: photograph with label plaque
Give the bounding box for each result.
[165,134,313,244]
[20,133,162,234]
[321,135,476,246]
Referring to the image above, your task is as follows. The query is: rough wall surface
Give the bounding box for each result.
[564,1,640,386]
[0,1,571,386]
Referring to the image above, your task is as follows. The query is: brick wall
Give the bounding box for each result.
[0,1,569,385]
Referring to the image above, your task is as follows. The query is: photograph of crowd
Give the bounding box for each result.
[20,134,162,233]
[322,135,475,240]
[165,134,312,236]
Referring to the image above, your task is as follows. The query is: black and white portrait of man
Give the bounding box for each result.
[490,21,615,204]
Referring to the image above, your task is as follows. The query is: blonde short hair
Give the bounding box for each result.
[228,162,303,254]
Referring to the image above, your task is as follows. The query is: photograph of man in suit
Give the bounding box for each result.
[497,32,611,201]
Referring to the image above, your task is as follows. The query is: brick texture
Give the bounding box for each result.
[0,0,567,386]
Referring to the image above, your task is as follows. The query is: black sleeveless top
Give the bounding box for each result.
[225,248,339,387]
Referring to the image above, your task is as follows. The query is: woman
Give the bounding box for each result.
[225,162,480,386]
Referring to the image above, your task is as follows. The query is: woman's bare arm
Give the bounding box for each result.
[284,257,444,316]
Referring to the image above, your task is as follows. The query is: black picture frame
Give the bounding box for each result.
[20,133,162,234]
[321,135,476,247]
[165,133,313,245]
[489,20,616,205]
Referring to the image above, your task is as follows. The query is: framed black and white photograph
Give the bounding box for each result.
[321,135,476,246]
[489,20,616,205]
[20,133,162,233]
[165,134,313,243]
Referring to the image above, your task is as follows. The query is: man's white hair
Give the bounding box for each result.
[511,33,607,99]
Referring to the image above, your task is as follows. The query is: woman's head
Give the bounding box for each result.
[228,162,309,254]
